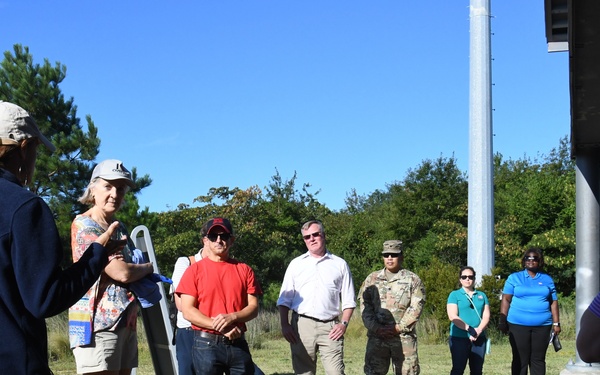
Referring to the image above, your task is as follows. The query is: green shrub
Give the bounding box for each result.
[557,292,576,340]
[475,269,508,345]
[478,267,505,330]
[261,282,282,310]
[415,258,460,342]
[246,310,285,349]
[416,314,445,345]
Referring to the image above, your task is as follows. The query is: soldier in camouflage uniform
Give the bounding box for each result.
[358,240,425,375]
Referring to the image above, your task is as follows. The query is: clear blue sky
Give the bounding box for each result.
[1,1,569,212]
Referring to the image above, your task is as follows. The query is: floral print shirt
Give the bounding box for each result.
[68,215,138,348]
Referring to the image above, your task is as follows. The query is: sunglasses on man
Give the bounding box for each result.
[302,232,322,240]
[206,233,231,242]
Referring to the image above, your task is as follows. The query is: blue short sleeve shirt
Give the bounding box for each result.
[502,269,557,326]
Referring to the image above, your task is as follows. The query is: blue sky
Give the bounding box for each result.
[0,1,569,212]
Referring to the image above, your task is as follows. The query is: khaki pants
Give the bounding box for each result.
[73,327,138,374]
[290,313,345,375]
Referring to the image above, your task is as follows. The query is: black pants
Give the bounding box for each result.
[508,323,552,375]
[449,335,486,375]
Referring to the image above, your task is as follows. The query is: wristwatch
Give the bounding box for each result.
[553,322,560,327]
[341,320,348,326]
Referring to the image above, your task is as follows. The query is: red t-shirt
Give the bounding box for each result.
[176,257,262,333]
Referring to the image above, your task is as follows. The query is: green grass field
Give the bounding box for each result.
[49,318,577,375]
[251,336,577,375]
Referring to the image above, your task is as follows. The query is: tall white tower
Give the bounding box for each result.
[468,0,494,282]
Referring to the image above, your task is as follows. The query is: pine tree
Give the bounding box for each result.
[0,44,152,264]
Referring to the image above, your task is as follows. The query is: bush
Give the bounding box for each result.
[415,258,460,341]
[470,268,506,344]
[261,282,282,310]
[557,292,576,340]
[417,314,445,345]
[246,310,285,349]
[478,267,505,328]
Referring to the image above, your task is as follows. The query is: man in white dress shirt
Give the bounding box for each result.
[277,220,356,375]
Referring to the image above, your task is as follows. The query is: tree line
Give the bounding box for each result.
[1,44,575,333]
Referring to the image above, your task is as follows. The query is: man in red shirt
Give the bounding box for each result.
[176,217,262,374]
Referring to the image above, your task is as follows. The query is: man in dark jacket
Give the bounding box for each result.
[0,101,122,374]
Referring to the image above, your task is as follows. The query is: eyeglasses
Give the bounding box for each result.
[460,275,475,280]
[383,253,401,258]
[525,256,540,262]
[302,231,322,240]
[207,233,231,242]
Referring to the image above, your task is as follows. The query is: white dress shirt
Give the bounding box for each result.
[277,250,356,321]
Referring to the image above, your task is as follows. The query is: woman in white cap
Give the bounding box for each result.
[0,101,122,375]
[68,159,154,375]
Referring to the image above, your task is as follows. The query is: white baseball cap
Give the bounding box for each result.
[91,159,135,188]
[0,101,55,152]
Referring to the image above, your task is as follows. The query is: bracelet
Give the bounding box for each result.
[553,322,560,327]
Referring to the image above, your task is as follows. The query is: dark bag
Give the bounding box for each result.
[168,292,178,345]
[550,332,562,352]
[168,293,178,329]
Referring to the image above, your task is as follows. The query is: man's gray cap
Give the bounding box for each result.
[382,240,403,254]
[0,101,55,152]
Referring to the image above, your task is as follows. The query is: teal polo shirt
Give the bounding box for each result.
[447,289,489,338]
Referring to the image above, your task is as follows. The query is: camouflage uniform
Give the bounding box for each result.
[358,254,425,375]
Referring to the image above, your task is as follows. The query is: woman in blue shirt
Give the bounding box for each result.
[447,266,490,375]
[499,248,561,375]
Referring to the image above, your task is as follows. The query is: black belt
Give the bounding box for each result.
[296,312,337,324]
[196,330,244,345]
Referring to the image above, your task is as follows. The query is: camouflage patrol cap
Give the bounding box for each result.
[382,240,403,254]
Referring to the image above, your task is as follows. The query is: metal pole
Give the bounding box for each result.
[565,149,600,372]
[468,0,495,283]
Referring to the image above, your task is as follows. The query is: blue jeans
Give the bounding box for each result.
[253,363,265,375]
[192,331,254,375]
[176,328,195,375]
[449,335,486,375]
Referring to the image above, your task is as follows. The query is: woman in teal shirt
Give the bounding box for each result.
[447,266,490,375]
